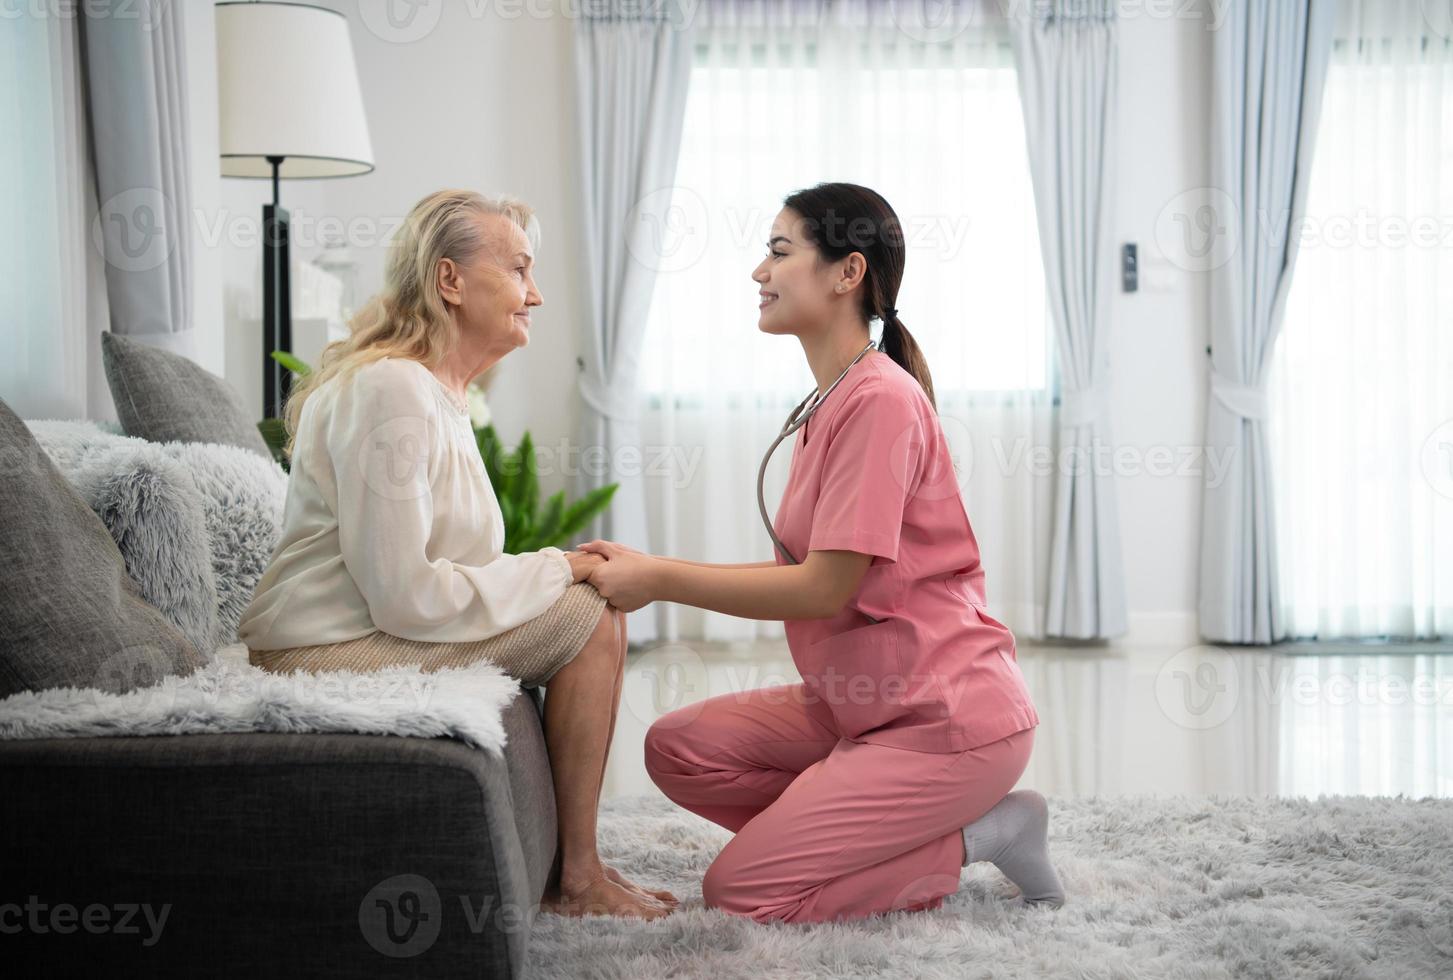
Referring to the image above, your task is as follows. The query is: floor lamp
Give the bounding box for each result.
[216,1,374,421]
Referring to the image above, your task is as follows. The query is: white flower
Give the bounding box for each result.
[466,384,492,428]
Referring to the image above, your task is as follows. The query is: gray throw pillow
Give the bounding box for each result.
[0,397,204,698]
[101,330,272,459]
[27,420,287,656]
[25,421,220,656]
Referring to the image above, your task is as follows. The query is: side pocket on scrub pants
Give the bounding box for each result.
[803,618,909,739]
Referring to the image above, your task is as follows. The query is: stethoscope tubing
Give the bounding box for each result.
[757,337,880,585]
[758,338,882,625]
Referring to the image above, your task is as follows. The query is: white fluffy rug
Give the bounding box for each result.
[0,655,519,753]
[527,793,1453,979]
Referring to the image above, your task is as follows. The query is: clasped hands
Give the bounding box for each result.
[563,540,658,612]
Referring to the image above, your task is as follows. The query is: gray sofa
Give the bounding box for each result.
[1,411,562,979]
[1,690,559,978]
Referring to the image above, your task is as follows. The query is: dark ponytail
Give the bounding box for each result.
[781,182,937,409]
[879,312,935,409]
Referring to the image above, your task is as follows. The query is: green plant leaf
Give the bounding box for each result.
[516,431,539,521]
[256,417,290,472]
[557,483,619,540]
[472,424,619,555]
[269,350,313,377]
[533,491,566,548]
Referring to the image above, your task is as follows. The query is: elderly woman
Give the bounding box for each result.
[237,189,677,921]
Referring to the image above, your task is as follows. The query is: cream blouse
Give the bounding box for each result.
[237,356,572,650]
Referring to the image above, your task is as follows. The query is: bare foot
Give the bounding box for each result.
[540,870,674,920]
[603,864,679,907]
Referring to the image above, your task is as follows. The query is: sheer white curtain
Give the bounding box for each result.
[637,0,1058,643]
[0,15,111,421]
[1269,0,1453,641]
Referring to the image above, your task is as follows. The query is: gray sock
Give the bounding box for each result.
[961,789,1065,908]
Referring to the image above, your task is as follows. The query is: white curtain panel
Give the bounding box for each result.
[636,0,1060,643]
[573,1,696,644]
[1269,0,1453,641]
[0,13,113,421]
[1007,0,1127,639]
[1199,0,1337,644]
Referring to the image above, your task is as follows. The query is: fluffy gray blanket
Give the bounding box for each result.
[0,655,520,753]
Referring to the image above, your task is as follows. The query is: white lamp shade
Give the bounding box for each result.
[217,2,374,179]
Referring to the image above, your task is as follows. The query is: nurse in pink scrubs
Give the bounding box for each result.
[580,182,1064,924]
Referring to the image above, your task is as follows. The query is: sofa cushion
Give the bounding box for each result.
[27,420,287,656]
[0,398,203,698]
[101,330,272,458]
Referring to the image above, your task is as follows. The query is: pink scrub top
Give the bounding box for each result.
[773,351,1039,754]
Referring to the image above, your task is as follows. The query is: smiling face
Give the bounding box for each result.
[751,207,862,338]
[436,212,542,360]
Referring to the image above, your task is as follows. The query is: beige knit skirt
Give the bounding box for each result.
[247,582,610,688]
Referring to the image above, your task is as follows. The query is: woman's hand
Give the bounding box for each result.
[583,549,662,613]
[564,550,605,583]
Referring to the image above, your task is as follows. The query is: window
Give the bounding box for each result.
[639,37,1054,409]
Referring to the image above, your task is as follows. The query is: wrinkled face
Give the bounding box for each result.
[438,212,542,355]
[751,207,852,337]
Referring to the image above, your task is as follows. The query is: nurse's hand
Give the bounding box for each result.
[575,539,643,559]
[585,551,660,612]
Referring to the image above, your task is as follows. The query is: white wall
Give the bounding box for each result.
[1108,5,1217,645]
[194,0,1218,644]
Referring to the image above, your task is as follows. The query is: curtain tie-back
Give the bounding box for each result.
[1059,383,1107,428]
[578,371,642,423]
[1210,370,1268,421]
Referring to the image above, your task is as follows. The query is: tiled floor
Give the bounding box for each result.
[600,639,1453,803]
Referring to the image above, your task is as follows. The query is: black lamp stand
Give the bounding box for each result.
[262,154,292,421]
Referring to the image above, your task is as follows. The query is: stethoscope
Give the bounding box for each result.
[756,337,880,567]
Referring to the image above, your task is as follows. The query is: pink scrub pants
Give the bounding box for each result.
[644,682,1035,924]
